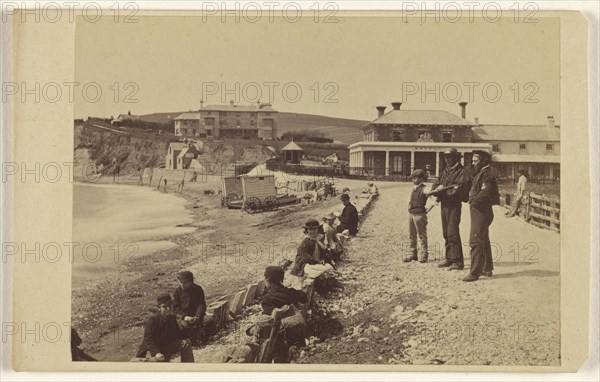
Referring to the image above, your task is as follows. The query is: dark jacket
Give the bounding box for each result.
[173,283,206,321]
[261,284,308,315]
[339,202,359,235]
[468,165,499,218]
[291,237,325,277]
[408,183,428,214]
[136,313,183,357]
[432,163,472,206]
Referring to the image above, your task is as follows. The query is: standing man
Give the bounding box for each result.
[173,271,208,347]
[336,193,359,236]
[431,149,472,271]
[463,150,500,282]
[506,169,528,217]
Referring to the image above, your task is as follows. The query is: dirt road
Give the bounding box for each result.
[298,181,560,365]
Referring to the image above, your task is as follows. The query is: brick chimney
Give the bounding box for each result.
[547,115,555,129]
[376,106,387,117]
[459,102,468,118]
[391,102,402,111]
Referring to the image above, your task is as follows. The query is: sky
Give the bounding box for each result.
[74,15,560,125]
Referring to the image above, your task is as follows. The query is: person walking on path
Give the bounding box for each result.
[463,150,500,282]
[404,169,432,263]
[431,149,472,271]
[506,169,528,217]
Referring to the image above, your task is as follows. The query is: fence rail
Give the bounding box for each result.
[526,192,560,232]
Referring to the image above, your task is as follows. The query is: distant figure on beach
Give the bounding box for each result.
[190,171,198,183]
[163,178,167,192]
[506,169,528,217]
[173,271,215,347]
[177,179,184,194]
[112,163,120,184]
[134,293,194,362]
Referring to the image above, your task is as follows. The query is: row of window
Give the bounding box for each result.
[492,143,555,152]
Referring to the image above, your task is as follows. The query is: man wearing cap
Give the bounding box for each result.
[336,193,359,236]
[463,150,500,282]
[431,148,472,271]
[404,169,431,263]
[173,271,208,347]
[135,293,194,362]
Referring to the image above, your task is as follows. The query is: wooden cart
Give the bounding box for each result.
[221,175,285,213]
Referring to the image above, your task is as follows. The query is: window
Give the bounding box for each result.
[442,131,453,143]
[546,144,554,151]
[492,144,500,152]
[392,130,403,142]
[236,119,241,127]
[519,143,527,150]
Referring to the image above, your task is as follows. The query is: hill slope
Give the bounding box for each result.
[135,111,367,145]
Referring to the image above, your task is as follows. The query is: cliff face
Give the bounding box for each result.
[74,124,277,174]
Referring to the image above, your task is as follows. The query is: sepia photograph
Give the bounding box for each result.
[68,12,565,366]
[3,2,595,376]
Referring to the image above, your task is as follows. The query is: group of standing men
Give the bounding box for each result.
[408,148,500,282]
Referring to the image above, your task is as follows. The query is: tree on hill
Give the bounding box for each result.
[281,129,333,143]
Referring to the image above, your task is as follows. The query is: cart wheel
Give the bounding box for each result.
[263,196,278,211]
[243,197,262,213]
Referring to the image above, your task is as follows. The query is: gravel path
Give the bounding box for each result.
[299,181,560,366]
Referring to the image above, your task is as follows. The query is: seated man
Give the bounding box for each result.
[322,213,343,262]
[135,293,194,362]
[262,266,308,315]
[248,266,308,363]
[290,219,335,288]
[173,271,214,347]
[336,193,359,236]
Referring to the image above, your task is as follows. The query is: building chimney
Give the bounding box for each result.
[391,102,402,111]
[459,102,467,119]
[376,106,387,117]
[547,115,555,129]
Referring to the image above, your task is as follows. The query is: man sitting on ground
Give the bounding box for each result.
[322,213,343,262]
[290,219,336,289]
[336,193,359,236]
[135,293,194,362]
[173,271,214,347]
[262,266,308,315]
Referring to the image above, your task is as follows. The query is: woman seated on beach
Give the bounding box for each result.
[288,218,335,290]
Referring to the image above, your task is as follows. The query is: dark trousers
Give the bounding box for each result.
[441,204,464,265]
[469,205,494,276]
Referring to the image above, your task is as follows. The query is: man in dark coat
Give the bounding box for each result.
[336,193,359,236]
[173,270,210,346]
[463,150,500,282]
[135,293,194,362]
[431,148,472,271]
[261,266,308,315]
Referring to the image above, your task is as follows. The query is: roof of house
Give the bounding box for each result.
[177,147,190,159]
[472,124,560,142]
[492,154,560,163]
[168,142,188,151]
[281,141,303,151]
[174,112,200,120]
[201,104,278,113]
[117,114,140,121]
[369,110,473,127]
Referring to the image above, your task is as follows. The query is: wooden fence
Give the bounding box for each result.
[526,192,560,232]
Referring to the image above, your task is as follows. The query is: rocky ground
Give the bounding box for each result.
[74,178,560,366]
